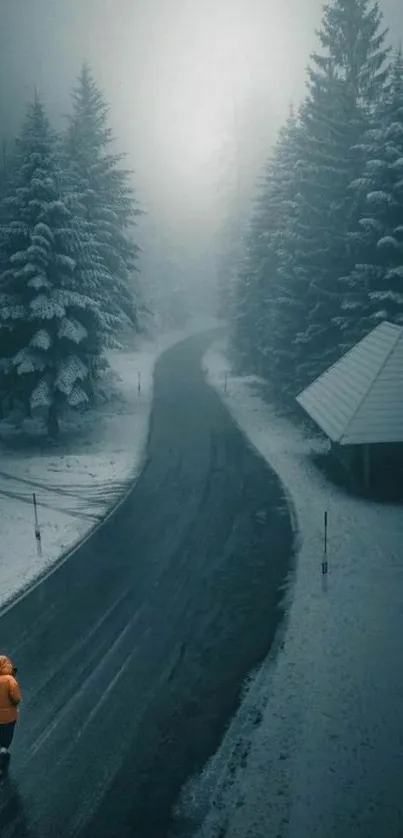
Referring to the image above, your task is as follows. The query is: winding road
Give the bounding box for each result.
[0,332,293,838]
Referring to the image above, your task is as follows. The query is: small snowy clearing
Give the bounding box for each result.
[173,340,403,838]
[0,321,215,609]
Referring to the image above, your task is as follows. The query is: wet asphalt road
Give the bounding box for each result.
[0,332,293,838]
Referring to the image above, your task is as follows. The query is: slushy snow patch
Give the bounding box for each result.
[173,340,403,838]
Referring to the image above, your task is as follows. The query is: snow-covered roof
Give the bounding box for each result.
[296,321,403,445]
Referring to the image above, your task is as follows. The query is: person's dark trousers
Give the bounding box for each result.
[0,722,16,750]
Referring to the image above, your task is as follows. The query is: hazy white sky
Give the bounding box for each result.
[1,0,402,254]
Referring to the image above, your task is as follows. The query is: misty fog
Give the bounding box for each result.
[1,2,403,835]
[2,0,401,323]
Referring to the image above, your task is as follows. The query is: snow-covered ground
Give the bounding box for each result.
[174,340,403,838]
[0,321,216,610]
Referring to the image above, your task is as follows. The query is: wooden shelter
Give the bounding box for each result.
[296,322,403,491]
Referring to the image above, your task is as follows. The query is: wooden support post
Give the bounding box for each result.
[363,444,371,491]
[322,510,328,575]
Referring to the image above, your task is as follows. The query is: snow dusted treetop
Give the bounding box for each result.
[288,0,391,387]
[66,64,142,339]
[0,95,102,436]
[232,106,308,388]
[68,64,113,166]
[343,47,403,341]
[262,108,310,392]
[316,0,389,99]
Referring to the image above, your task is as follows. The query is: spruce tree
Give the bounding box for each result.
[285,0,390,390]
[232,158,284,376]
[65,65,141,341]
[262,109,308,394]
[0,97,104,436]
[232,108,306,394]
[342,47,403,341]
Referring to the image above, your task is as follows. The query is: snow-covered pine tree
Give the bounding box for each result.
[232,108,306,395]
[260,108,309,395]
[217,211,245,322]
[286,0,390,390]
[215,178,253,329]
[342,47,403,341]
[0,96,104,436]
[65,64,142,343]
[231,204,267,373]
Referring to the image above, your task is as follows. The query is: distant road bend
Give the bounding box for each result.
[0,331,294,838]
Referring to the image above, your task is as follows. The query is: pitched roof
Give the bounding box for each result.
[296,321,403,445]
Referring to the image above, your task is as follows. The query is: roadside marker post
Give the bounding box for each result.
[33,492,42,557]
[138,371,141,395]
[224,371,228,393]
[322,510,328,575]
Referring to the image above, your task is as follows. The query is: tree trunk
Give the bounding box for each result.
[48,403,59,439]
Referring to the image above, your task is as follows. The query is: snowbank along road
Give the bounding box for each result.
[0,332,294,838]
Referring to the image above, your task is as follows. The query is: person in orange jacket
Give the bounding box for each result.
[0,655,21,773]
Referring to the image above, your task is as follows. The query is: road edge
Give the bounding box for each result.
[201,353,301,557]
[0,328,221,619]
[0,349,161,619]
